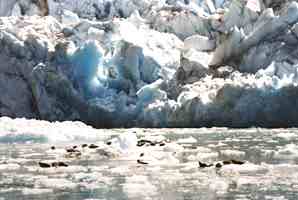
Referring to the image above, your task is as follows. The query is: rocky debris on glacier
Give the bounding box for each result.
[1,0,298,127]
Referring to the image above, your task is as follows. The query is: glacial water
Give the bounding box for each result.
[1,128,298,200]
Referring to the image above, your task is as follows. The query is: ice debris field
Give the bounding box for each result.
[1,118,298,199]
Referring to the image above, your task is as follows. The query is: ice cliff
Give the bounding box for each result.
[1,0,298,128]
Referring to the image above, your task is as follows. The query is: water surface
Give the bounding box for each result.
[1,128,298,200]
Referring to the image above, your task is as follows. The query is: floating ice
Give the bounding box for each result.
[35,178,78,190]
[0,163,20,171]
[220,150,246,159]
[122,175,158,199]
[109,132,137,153]
[22,188,53,195]
[0,117,108,143]
[176,136,197,144]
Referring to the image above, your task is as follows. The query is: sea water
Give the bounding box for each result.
[1,126,298,200]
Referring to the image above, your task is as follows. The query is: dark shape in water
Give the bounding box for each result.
[39,162,51,168]
[51,146,55,150]
[66,148,80,153]
[73,146,78,149]
[140,153,144,157]
[223,160,232,165]
[159,143,166,146]
[231,159,245,165]
[137,159,148,165]
[215,163,222,168]
[57,161,69,167]
[199,161,213,168]
[89,144,99,149]
[82,144,88,148]
[137,139,155,147]
[223,160,245,165]
[106,141,112,145]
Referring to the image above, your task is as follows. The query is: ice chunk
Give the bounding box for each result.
[61,9,80,26]
[179,49,212,84]
[0,163,20,171]
[0,117,108,143]
[115,20,183,82]
[122,175,158,199]
[176,136,197,144]
[109,132,137,153]
[22,188,53,195]
[35,178,78,190]
[163,142,184,153]
[184,35,215,52]
[220,149,246,159]
[72,41,103,82]
[137,79,167,105]
[209,178,229,193]
[221,163,268,175]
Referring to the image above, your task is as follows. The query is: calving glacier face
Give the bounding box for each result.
[1,0,298,127]
[171,73,298,128]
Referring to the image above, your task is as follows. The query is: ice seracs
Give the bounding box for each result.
[1,1,298,127]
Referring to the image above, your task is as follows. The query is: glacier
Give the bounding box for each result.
[0,0,298,128]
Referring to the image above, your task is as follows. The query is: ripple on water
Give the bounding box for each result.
[1,128,298,199]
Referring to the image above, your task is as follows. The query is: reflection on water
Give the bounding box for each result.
[1,128,298,200]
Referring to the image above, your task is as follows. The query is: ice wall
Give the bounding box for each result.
[1,0,298,128]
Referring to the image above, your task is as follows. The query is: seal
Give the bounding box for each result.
[199,161,213,168]
[137,159,148,165]
[51,161,69,167]
[89,144,99,149]
[39,162,51,168]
